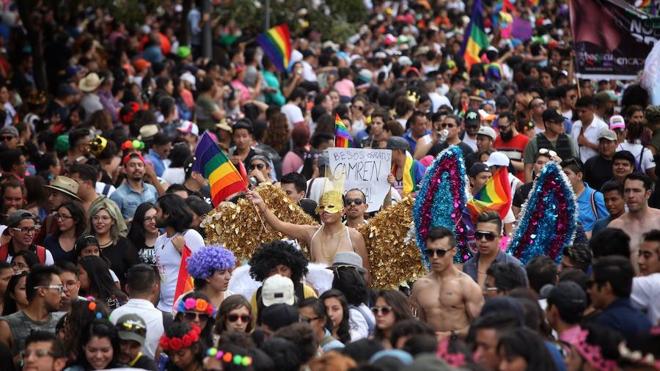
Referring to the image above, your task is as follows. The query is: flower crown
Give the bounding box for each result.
[207,347,253,367]
[571,329,618,371]
[86,296,104,319]
[177,297,216,317]
[160,324,201,351]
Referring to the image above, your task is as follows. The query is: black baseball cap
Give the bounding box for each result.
[544,281,587,315]
[542,109,564,123]
[469,163,490,178]
[260,304,299,331]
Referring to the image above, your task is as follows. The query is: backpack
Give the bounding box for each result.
[349,304,375,336]
[0,244,47,264]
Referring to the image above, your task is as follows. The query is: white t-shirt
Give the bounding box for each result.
[570,116,608,163]
[616,141,656,172]
[162,168,186,185]
[631,273,660,326]
[348,303,375,342]
[155,229,205,312]
[281,103,304,129]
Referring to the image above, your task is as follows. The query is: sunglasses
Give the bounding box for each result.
[344,198,364,206]
[353,105,364,111]
[250,163,266,170]
[1,136,14,141]
[440,123,456,129]
[371,306,392,316]
[184,312,211,322]
[423,247,454,258]
[118,321,147,336]
[475,231,497,241]
[227,314,251,323]
[538,148,558,157]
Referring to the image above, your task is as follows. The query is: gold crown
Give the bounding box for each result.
[406,90,420,104]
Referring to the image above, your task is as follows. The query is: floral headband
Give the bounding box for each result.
[177,297,216,317]
[86,297,104,319]
[160,324,201,351]
[207,347,252,367]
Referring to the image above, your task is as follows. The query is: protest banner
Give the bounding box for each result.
[569,0,660,79]
[327,148,392,213]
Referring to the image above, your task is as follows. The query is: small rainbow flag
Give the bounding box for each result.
[256,24,292,73]
[393,151,423,195]
[461,0,489,72]
[192,132,248,206]
[467,166,512,222]
[335,114,351,148]
[174,245,193,304]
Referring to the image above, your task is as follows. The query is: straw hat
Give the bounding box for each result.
[45,176,81,200]
[78,73,104,93]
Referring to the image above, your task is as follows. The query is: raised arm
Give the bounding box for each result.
[349,228,371,285]
[246,191,316,243]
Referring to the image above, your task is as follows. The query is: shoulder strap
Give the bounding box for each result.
[350,304,375,335]
[0,244,7,262]
[590,190,600,220]
[306,178,316,197]
[36,246,46,264]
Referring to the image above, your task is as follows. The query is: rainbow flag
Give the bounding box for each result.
[335,114,351,148]
[394,151,418,195]
[461,0,489,72]
[256,24,292,73]
[174,245,193,304]
[192,132,247,206]
[467,166,512,222]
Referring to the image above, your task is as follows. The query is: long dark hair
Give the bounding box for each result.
[319,289,351,344]
[373,290,414,341]
[56,201,87,237]
[77,319,120,369]
[331,266,368,306]
[78,256,126,308]
[156,194,192,233]
[215,294,254,334]
[61,299,110,361]
[174,291,215,348]
[1,272,27,316]
[496,327,558,371]
[127,202,156,249]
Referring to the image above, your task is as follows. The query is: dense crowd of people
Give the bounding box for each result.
[0,0,659,370]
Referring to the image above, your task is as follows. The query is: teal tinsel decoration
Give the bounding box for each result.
[506,162,578,264]
[413,146,473,269]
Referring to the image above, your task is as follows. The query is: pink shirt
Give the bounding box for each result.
[281,151,304,176]
[334,79,355,98]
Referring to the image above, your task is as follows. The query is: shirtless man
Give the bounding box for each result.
[246,188,370,281]
[409,226,484,337]
[608,173,660,270]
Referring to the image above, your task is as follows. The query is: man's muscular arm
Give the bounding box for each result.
[456,276,485,337]
[409,279,429,322]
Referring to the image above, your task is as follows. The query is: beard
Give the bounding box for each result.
[500,129,514,141]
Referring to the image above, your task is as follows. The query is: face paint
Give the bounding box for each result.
[316,190,343,214]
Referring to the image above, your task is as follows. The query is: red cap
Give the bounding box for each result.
[122,151,145,165]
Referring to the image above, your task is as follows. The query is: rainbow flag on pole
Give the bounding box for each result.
[174,246,193,304]
[461,0,489,72]
[192,132,248,206]
[256,24,292,72]
[467,166,512,222]
[334,114,351,148]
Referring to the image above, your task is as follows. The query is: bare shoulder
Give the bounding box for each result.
[412,275,436,291]
[458,271,481,290]
[608,216,626,227]
[348,227,365,240]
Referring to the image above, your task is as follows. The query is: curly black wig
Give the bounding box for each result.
[248,240,309,282]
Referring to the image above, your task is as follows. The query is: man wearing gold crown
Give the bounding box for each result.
[246,186,370,281]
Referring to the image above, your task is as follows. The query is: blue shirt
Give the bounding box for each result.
[403,130,431,153]
[146,149,166,177]
[463,250,526,283]
[110,182,158,220]
[592,298,651,344]
[576,183,609,232]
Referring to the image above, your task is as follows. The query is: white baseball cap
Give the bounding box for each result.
[261,274,295,307]
[477,126,497,141]
[485,151,510,167]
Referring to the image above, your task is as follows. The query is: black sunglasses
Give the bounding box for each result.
[227,314,251,323]
[475,231,497,241]
[250,163,266,170]
[184,312,210,322]
[1,136,14,141]
[423,247,454,258]
[344,198,364,206]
